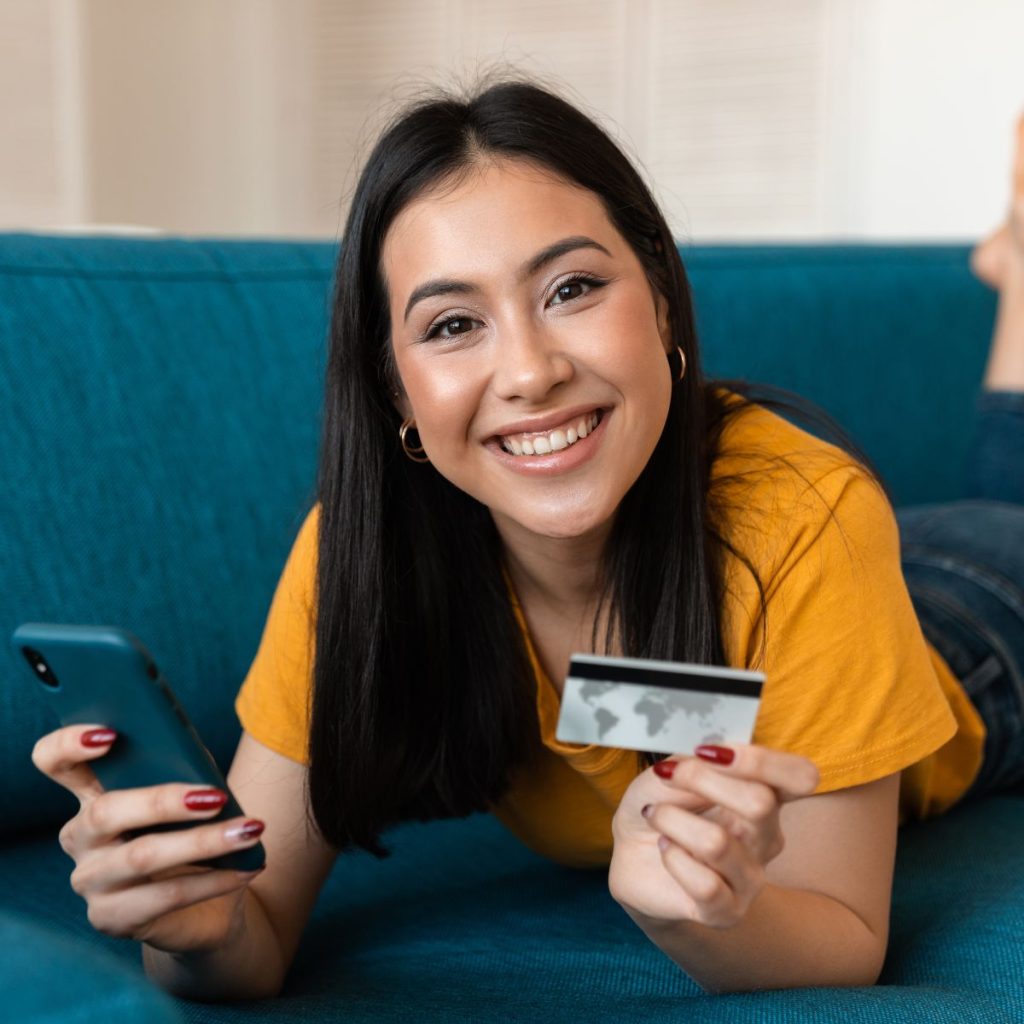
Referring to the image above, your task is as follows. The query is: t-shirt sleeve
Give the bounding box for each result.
[233,504,319,765]
[737,465,958,793]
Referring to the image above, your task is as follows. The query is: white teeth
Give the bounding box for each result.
[500,410,603,456]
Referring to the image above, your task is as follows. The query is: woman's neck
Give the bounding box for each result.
[494,512,612,618]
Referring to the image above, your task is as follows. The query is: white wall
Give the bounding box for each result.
[0,0,85,228]
[843,0,1024,240]
[81,0,317,236]
[0,0,1020,241]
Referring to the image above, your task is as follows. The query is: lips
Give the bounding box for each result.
[486,404,611,475]
[489,404,606,439]
[498,409,603,455]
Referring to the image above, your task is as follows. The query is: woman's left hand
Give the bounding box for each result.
[608,744,820,928]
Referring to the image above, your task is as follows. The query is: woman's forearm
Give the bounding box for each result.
[983,259,1024,391]
[619,883,887,994]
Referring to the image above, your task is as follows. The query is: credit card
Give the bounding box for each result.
[555,653,764,753]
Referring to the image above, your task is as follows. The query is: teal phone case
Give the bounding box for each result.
[11,623,265,872]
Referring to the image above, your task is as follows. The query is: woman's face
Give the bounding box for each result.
[381,157,674,543]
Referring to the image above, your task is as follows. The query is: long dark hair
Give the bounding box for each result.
[308,75,892,858]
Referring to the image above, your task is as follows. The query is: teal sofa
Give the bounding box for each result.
[2,233,1022,1022]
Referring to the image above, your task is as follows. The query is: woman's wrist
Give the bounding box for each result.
[622,883,885,994]
[141,888,283,1002]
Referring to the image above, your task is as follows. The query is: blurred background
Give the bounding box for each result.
[2,0,1022,243]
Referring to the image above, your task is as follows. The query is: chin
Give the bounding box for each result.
[506,500,619,542]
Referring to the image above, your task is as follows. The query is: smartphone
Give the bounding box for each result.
[12,623,265,872]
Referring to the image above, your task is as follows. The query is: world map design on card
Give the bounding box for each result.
[555,654,764,753]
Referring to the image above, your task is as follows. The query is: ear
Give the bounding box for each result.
[392,390,412,421]
[654,291,672,354]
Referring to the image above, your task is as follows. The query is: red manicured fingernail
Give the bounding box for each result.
[226,820,265,842]
[184,789,228,811]
[81,729,117,747]
[695,744,735,765]
[653,760,679,779]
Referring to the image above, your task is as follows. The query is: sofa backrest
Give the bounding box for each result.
[0,234,996,836]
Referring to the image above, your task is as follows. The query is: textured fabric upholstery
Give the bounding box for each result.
[0,904,182,1023]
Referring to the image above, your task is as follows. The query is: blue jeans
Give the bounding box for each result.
[895,390,1024,802]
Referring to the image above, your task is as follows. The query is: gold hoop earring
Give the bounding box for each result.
[399,418,430,463]
[669,345,687,383]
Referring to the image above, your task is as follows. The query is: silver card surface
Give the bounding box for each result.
[555,653,764,753]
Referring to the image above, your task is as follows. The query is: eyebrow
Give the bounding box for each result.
[402,235,613,323]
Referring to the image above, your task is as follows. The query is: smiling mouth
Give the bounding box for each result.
[497,409,605,456]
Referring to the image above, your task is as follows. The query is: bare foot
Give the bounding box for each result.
[970,112,1024,291]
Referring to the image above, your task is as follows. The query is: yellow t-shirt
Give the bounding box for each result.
[234,391,987,869]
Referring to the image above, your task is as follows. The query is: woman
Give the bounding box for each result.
[33,80,1024,998]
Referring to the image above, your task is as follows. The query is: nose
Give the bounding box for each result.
[491,317,574,403]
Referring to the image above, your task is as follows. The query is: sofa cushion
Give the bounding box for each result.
[0,905,183,1023]
[1,234,333,835]
[4,792,1023,1021]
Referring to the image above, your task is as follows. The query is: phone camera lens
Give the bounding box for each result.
[20,647,60,690]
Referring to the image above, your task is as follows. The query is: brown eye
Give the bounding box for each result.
[549,274,606,307]
[423,315,480,342]
[445,318,472,335]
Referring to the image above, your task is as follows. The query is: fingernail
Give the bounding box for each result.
[225,820,265,843]
[657,835,671,852]
[184,789,228,811]
[81,729,117,747]
[641,804,653,818]
[695,744,735,765]
[653,760,679,779]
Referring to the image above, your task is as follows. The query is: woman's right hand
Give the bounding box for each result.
[31,723,266,955]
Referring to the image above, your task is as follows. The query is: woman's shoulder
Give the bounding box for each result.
[709,385,860,489]
[265,502,322,618]
[707,386,893,582]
